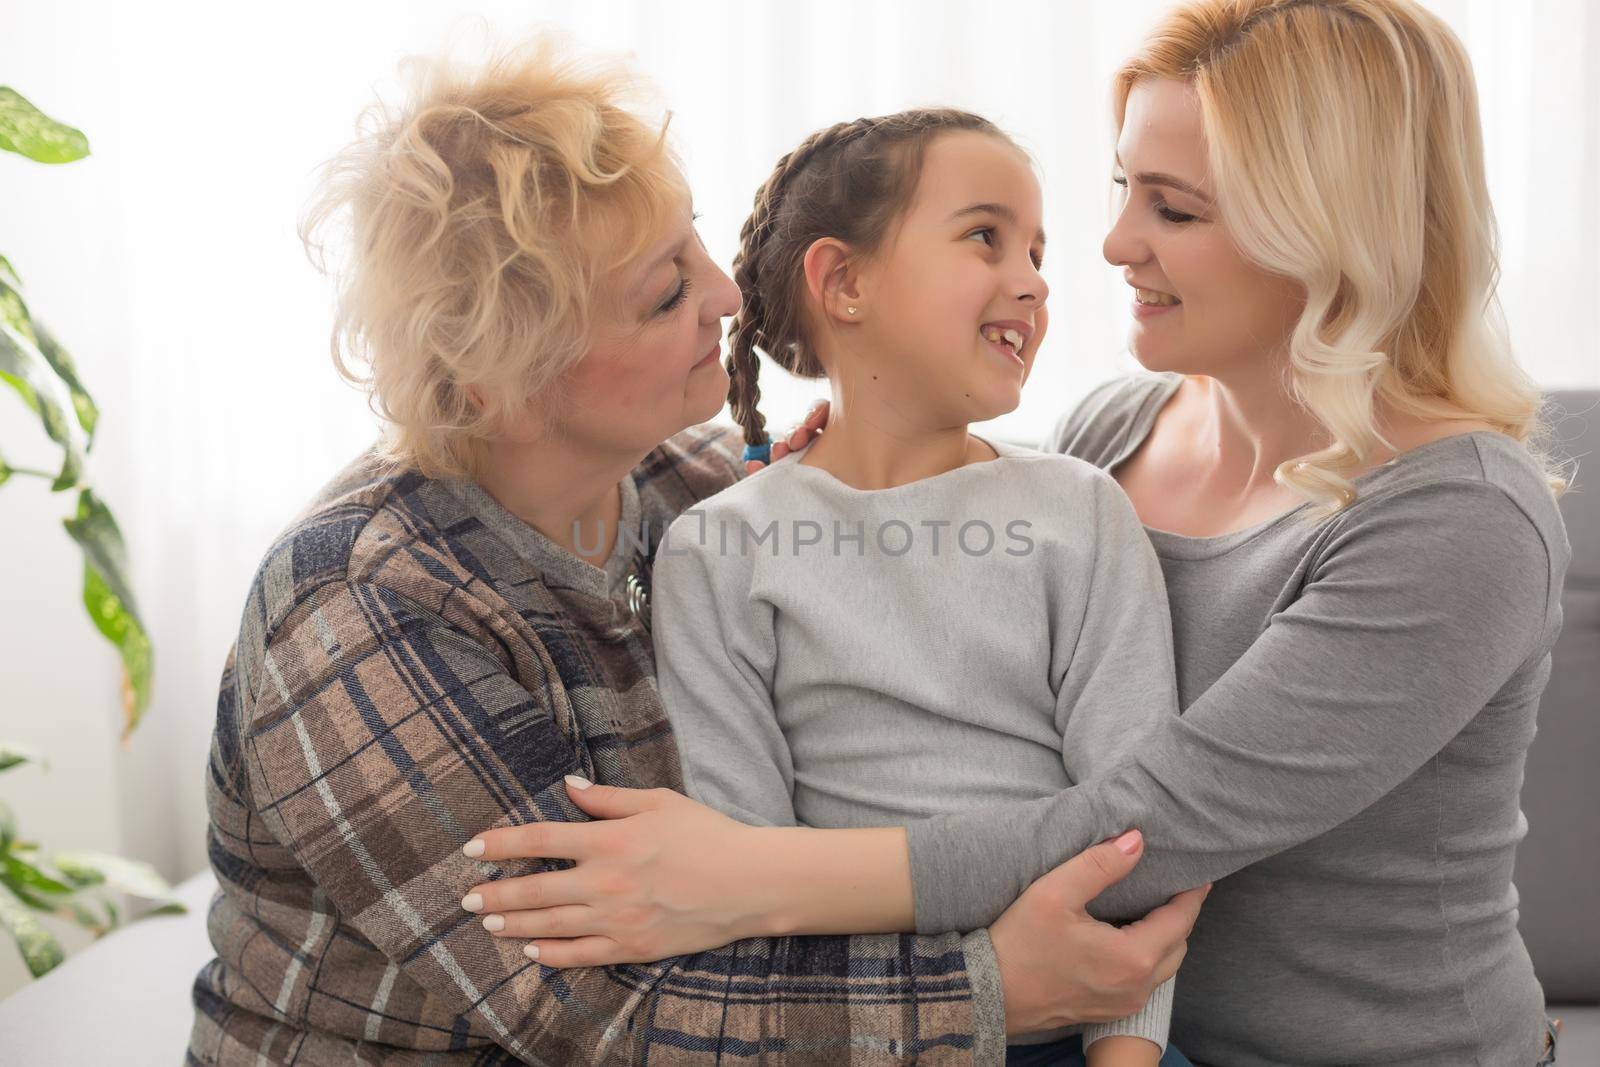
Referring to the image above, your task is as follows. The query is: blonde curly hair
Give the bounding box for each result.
[301,33,687,481]
[1116,0,1564,512]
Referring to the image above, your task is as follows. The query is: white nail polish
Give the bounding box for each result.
[482,914,505,932]
[564,774,592,791]
[462,839,485,858]
[524,943,541,960]
[462,893,484,913]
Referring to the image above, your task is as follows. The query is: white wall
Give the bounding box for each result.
[1,0,1596,1001]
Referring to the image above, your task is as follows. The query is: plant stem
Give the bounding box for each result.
[4,466,56,480]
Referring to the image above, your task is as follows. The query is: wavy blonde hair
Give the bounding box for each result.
[301,33,686,481]
[1115,0,1563,510]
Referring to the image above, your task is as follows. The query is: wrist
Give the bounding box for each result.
[992,929,1040,1037]
[1084,1035,1162,1066]
[744,825,916,938]
[735,825,804,939]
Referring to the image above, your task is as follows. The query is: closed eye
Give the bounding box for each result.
[1113,174,1202,225]
[657,274,691,314]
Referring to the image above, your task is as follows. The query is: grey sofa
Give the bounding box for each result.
[0,393,1594,1064]
[1518,390,1600,1055]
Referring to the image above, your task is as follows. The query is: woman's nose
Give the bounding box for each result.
[704,260,742,322]
[1103,202,1147,268]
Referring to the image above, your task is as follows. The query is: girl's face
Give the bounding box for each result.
[544,204,742,459]
[1103,78,1303,377]
[847,131,1049,427]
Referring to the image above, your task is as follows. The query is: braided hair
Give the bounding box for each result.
[725,109,1009,452]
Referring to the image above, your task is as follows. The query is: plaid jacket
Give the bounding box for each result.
[187,423,1003,1066]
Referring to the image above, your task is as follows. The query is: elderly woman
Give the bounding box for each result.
[185,39,1198,1066]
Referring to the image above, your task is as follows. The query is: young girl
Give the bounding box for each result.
[651,109,1191,1067]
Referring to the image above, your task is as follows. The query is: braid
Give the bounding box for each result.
[724,108,1007,452]
[725,192,774,447]
[726,119,879,449]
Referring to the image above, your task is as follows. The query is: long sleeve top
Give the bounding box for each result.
[652,438,1180,1053]
[904,375,1571,1067]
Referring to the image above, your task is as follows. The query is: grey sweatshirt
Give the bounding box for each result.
[904,374,1571,1067]
[652,437,1181,1052]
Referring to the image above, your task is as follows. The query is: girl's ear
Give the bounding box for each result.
[802,237,867,325]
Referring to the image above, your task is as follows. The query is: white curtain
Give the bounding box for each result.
[0,0,1595,898]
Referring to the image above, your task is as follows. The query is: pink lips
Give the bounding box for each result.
[983,334,1025,366]
[1131,300,1180,320]
[979,319,1032,368]
[694,340,721,367]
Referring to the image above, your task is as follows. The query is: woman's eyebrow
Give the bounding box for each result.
[640,237,688,280]
[1136,172,1209,200]
[628,238,689,309]
[1115,164,1211,202]
[947,202,1047,244]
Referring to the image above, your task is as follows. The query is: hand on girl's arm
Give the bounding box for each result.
[985,829,1204,1035]
[463,776,914,965]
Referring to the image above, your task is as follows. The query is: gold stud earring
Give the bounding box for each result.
[846,306,858,315]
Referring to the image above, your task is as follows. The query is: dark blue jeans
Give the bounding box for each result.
[1006,1036,1195,1066]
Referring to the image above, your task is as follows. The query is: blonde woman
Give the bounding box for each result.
[467,2,1571,1064]
[187,37,1202,1066]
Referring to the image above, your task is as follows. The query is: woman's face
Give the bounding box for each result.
[542,203,741,459]
[848,131,1049,426]
[1103,77,1303,377]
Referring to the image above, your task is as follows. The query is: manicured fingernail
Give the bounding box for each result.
[524,943,541,960]
[564,774,592,791]
[1113,829,1142,855]
[462,839,485,858]
[482,914,505,932]
[462,893,484,912]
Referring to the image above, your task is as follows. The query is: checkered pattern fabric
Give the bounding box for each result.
[186,423,1001,1065]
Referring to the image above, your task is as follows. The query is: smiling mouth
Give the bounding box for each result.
[1134,288,1180,307]
[980,325,1026,353]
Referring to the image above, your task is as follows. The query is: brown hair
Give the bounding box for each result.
[725,109,1011,450]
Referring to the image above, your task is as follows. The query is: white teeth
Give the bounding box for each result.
[1135,288,1179,306]
[981,326,1024,352]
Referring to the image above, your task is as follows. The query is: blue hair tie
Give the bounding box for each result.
[742,442,772,465]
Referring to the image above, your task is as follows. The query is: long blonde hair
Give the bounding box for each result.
[300,33,686,481]
[1115,0,1563,510]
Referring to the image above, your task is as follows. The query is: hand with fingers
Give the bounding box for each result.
[744,398,829,474]
[990,828,1208,1035]
[460,776,1206,1035]
[460,775,771,968]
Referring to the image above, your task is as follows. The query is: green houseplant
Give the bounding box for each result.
[0,86,180,978]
